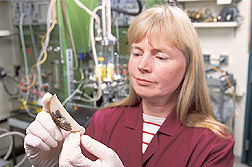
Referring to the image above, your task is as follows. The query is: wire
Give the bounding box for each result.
[205,65,236,123]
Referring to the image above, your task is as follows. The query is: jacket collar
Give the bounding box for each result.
[123,102,143,129]
[158,107,182,136]
[123,102,181,136]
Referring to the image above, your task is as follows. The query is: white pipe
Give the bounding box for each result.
[74,0,102,36]
[0,131,27,167]
[89,6,103,101]
[106,0,112,36]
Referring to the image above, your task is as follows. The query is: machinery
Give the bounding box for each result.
[6,0,145,127]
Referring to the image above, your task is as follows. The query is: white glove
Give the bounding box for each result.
[59,132,124,167]
[24,92,70,167]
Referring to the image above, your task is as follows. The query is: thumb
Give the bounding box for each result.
[66,133,94,166]
[42,92,52,112]
[81,135,121,162]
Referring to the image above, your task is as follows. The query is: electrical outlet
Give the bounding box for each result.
[220,55,228,65]
[203,54,210,64]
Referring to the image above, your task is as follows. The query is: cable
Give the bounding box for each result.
[205,65,236,123]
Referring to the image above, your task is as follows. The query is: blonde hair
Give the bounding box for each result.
[105,4,229,138]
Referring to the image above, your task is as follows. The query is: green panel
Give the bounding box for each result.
[64,0,97,53]
[57,0,98,98]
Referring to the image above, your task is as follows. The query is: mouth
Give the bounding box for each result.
[135,77,155,86]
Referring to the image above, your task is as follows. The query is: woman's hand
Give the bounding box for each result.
[24,92,69,167]
[59,133,124,167]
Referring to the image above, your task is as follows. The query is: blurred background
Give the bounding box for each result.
[0,0,251,166]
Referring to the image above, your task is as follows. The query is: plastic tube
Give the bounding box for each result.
[0,128,13,161]
[37,0,56,90]
[19,14,29,93]
[0,131,27,167]
[26,2,38,59]
[62,80,86,106]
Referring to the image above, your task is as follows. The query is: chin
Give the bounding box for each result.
[136,91,157,99]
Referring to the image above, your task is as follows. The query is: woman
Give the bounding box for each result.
[24,4,234,167]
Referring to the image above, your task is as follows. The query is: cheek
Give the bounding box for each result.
[157,64,186,90]
[128,56,135,76]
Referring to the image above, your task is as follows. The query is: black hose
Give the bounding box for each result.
[1,76,19,96]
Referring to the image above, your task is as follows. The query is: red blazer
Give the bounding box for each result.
[82,103,234,167]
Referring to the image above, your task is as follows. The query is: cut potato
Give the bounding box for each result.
[48,94,82,132]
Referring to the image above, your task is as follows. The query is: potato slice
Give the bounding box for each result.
[48,94,82,132]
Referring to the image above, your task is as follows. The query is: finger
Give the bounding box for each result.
[24,134,50,151]
[35,111,63,141]
[26,121,58,148]
[67,133,95,166]
[59,135,72,167]
[80,127,85,135]
[81,135,118,161]
[42,92,52,111]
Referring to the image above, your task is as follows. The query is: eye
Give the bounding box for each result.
[134,53,142,57]
[131,52,142,57]
[155,56,168,60]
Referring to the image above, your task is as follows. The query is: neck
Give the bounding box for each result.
[142,96,177,118]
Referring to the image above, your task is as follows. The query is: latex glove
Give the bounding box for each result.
[59,133,124,167]
[24,92,71,167]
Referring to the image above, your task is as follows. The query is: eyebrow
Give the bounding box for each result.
[131,45,169,55]
[131,45,144,52]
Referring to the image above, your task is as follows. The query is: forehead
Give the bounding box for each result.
[132,36,176,52]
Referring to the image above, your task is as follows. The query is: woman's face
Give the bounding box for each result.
[128,37,186,102]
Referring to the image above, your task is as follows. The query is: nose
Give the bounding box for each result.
[137,54,152,73]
